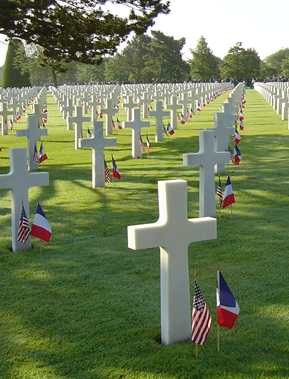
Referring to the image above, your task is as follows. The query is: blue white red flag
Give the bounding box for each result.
[222,175,235,209]
[233,128,241,144]
[234,143,242,165]
[39,143,48,163]
[111,156,121,179]
[216,270,239,328]
[30,203,51,242]
[167,122,174,135]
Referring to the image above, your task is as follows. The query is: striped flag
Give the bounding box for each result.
[30,203,51,242]
[139,136,145,152]
[87,128,92,138]
[191,281,211,345]
[217,270,239,328]
[234,143,242,165]
[116,118,122,129]
[233,128,241,144]
[163,124,168,136]
[33,143,39,163]
[17,204,30,243]
[217,178,223,207]
[228,144,235,164]
[104,159,111,182]
[223,175,235,209]
[146,134,151,152]
[111,156,121,179]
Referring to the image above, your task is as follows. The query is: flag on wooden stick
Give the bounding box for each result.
[30,203,51,242]
[191,281,211,345]
[17,203,30,244]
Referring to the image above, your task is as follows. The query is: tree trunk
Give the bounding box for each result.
[52,68,58,87]
[156,56,164,82]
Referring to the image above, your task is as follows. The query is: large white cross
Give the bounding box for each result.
[0,147,49,251]
[0,102,14,135]
[123,108,150,158]
[127,179,216,345]
[183,129,229,217]
[16,114,48,171]
[101,98,119,135]
[149,101,170,142]
[79,121,116,188]
[68,106,91,149]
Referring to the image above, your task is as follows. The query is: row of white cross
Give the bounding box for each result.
[0,82,245,345]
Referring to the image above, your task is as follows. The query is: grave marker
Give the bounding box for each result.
[127,179,216,345]
[0,147,49,251]
[183,130,229,217]
[79,121,116,188]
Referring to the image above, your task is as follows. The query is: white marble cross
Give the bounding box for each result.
[79,121,116,188]
[183,129,229,217]
[139,92,152,118]
[62,97,74,130]
[0,102,14,135]
[0,147,49,251]
[101,98,119,135]
[149,101,170,142]
[165,96,182,130]
[123,108,150,158]
[127,179,216,345]
[123,95,137,121]
[16,114,48,171]
[210,111,236,173]
[68,106,91,149]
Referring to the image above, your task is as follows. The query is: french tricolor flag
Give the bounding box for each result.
[222,175,235,209]
[30,203,51,242]
[216,270,239,328]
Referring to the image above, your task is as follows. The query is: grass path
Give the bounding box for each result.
[0,88,289,378]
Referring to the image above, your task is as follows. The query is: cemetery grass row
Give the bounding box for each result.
[0,89,289,378]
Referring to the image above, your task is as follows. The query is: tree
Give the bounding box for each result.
[143,30,189,82]
[221,42,261,81]
[264,48,289,77]
[115,34,152,82]
[0,0,169,65]
[189,36,220,81]
[2,39,31,88]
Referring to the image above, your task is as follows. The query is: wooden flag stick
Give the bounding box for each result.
[231,204,233,220]
[217,265,220,352]
[217,324,220,352]
[40,240,42,254]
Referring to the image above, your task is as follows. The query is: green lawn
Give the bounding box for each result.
[0,87,289,379]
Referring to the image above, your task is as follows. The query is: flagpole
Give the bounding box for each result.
[218,174,222,221]
[194,268,198,360]
[231,204,233,220]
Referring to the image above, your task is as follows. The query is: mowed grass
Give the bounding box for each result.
[0,87,289,379]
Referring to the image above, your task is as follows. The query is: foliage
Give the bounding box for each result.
[1,88,289,378]
[143,30,189,82]
[189,36,221,81]
[1,38,31,88]
[263,48,289,77]
[221,42,261,80]
[0,0,169,65]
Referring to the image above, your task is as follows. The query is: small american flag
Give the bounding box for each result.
[139,136,145,152]
[33,143,39,163]
[104,159,111,182]
[17,204,30,244]
[228,144,235,164]
[191,281,211,345]
[217,178,223,207]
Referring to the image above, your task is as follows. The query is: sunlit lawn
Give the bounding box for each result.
[0,87,289,378]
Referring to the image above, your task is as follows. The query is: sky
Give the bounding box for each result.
[1,0,289,66]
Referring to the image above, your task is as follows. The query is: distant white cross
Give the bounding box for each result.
[101,98,119,135]
[16,114,48,171]
[68,106,91,149]
[79,121,116,188]
[123,108,150,158]
[149,101,170,142]
[0,102,14,135]
[165,96,182,130]
[0,147,49,251]
[183,129,229,217]
[127,179,216,345]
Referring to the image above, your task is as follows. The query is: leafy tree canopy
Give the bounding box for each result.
[221,42,260,80]
[189,35,220,81]
[0,0,170,65]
